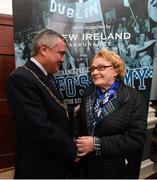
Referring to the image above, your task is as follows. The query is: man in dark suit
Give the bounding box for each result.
[7,29,77,179]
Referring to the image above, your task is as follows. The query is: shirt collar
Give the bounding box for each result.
[30,57,48,76]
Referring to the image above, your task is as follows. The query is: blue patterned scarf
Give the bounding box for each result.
[87,80,121,136]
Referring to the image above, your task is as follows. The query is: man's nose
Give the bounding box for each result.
[60,55,64,62]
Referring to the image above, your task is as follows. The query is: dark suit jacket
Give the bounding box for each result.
[73,82,147,179]
[7,60,77,179]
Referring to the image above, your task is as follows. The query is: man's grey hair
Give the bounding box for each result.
[32,29,66,56]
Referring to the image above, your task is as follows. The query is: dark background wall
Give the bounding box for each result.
[0,14,15,169]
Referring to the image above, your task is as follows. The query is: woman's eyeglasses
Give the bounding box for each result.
[90,65,112,72]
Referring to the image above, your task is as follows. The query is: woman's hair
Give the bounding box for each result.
[32,28,66,56]
[91,48,126,78]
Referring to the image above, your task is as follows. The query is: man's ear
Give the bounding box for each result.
[40,45,47,56]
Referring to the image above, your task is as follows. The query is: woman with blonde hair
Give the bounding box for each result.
[73,48,147,179]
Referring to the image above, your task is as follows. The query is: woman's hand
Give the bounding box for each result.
[76,136,95,157]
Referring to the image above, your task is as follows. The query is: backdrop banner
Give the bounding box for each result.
[12,0,157,106]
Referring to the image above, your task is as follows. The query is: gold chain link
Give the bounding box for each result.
[23,66,69,119]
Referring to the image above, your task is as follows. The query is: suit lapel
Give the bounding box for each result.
[25,60,64,103]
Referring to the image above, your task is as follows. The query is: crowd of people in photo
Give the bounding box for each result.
[14,10,156,70]
[81,14,155,69]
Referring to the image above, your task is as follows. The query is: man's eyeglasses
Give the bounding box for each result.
[90,65,112,72]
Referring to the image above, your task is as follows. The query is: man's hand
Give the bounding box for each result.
[74,105,80,117]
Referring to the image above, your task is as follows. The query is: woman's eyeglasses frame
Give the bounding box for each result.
[90,65,112,73]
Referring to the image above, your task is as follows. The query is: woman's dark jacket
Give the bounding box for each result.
[73,82,147,179]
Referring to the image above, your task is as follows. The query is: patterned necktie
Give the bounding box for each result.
[47,74,64,101]
[48,74,57,90]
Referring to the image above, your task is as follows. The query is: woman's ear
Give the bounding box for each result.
[113,69,118,77]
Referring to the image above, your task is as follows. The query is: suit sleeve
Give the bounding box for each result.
[7,73,77,162]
